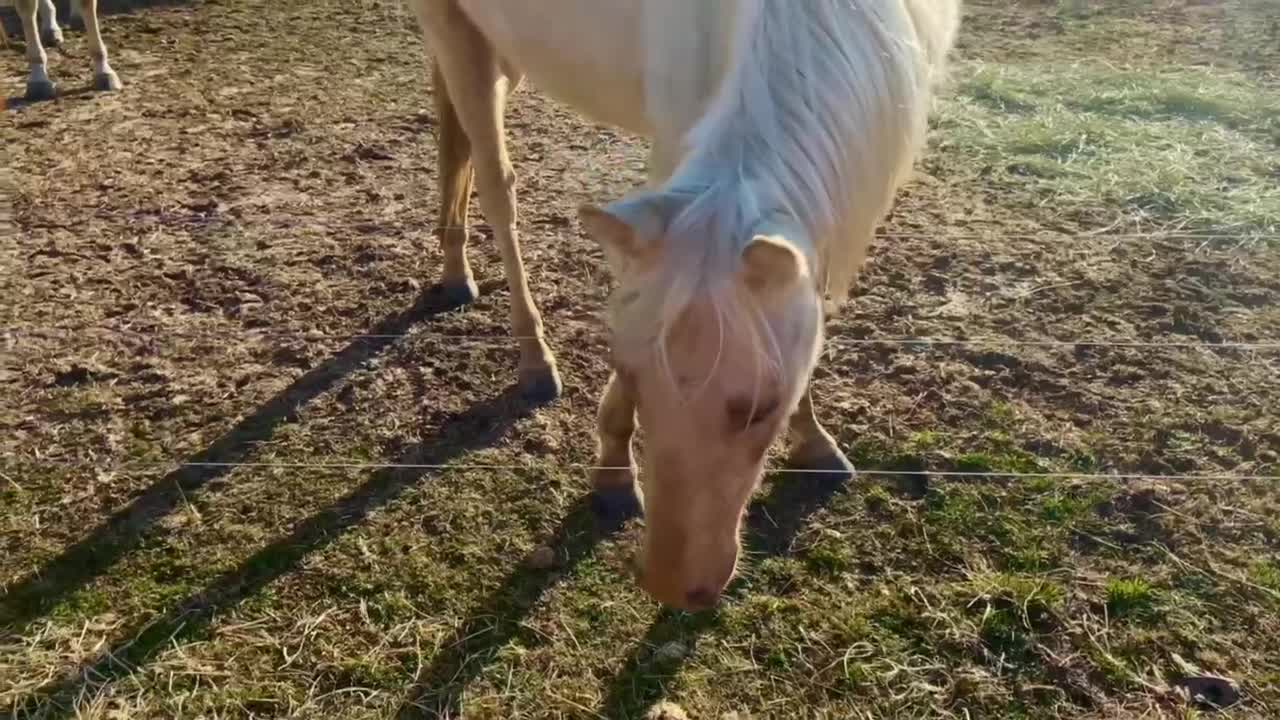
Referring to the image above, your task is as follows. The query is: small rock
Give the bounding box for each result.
[646,701,689,720]
[1173,675,1240,710]
[526,545,556,570]
[654,640,688,664]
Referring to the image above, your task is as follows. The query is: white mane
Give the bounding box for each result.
[617,0,957,381]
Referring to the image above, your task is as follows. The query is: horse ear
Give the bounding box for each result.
[741,234,808,294]
[578,192,682,262]
[578,203,643,258]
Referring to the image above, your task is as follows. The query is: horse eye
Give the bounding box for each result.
[727,397,779,429]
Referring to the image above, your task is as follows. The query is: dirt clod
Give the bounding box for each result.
[646,702,690,720]
[526,545,556,570]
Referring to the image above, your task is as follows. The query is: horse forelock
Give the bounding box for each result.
[609,187,794,404]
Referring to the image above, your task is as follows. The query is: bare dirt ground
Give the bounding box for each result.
[3,0,1280,718]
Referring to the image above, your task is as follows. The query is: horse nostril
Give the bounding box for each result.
[684,587,720,611]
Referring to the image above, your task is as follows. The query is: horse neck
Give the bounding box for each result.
[664,0,928,307]
[663,0,858,261]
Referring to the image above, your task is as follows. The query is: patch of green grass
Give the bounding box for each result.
[1038,490,1100,524]
[40,588,115,623]
[805,535,856,576]
[1250,561,1280,593]
[963,573,1064,666]
[952,450,1045,475]
[939,62,1280,233]
[906,430,948,452]
[1105,578,1159,621]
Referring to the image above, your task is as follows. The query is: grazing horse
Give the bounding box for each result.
[13,0,121,101]
[409,0,960,610]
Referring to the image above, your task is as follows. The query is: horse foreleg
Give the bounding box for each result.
[16,0,56,101]
[787,383,855,482]
[590,371,643,532]
[76,0,121,92]
[420,5,560,403]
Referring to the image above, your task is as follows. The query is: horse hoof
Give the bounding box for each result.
[440,279,479,307]
[25,79,57,102]
[93,71,123,93]
[519,366,562,405]
[791,449,856,484]
[590,485,643,534]
[41,29,64,47]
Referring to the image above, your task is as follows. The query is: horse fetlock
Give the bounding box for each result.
[788,441,856,484]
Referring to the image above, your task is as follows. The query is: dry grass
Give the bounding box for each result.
[3,0,1280,718]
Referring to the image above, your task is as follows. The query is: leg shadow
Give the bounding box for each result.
[597,470,856,717]
[0,281,499,635]
[2,382,529,719]
[395,497,609,719]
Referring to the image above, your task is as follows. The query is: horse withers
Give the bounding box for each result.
[13,0,121,101]
[409,0,960,611]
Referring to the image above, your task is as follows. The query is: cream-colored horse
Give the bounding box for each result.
[13,0,121,101]
[409,0,960,611]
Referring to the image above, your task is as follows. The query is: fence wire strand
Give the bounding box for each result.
[6,326,1279,352]
[4,457,1274,483]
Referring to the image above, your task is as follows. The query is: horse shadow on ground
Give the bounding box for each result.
[1,285,542,717]
[0,280,505,638]
[2,276,866,718]
[395,466,863,719]
[598,470,861,718]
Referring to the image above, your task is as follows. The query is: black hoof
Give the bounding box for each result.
[93,71,123,93]
[591,486,643,535]
[519,366,562,405]
[25,79,57,102]
[41,29,64,48]
[440,279,479,307]
[791,450,856,484]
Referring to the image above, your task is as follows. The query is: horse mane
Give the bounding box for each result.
[617,0,957,389]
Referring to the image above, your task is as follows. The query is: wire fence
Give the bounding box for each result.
[412,226,1280,242]
[7,227,1277,483]
[2,456,1274,483]
[6,326,1279,352]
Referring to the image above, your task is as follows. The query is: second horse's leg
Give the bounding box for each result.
[16,0,56,101]
[77,0,121,92]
